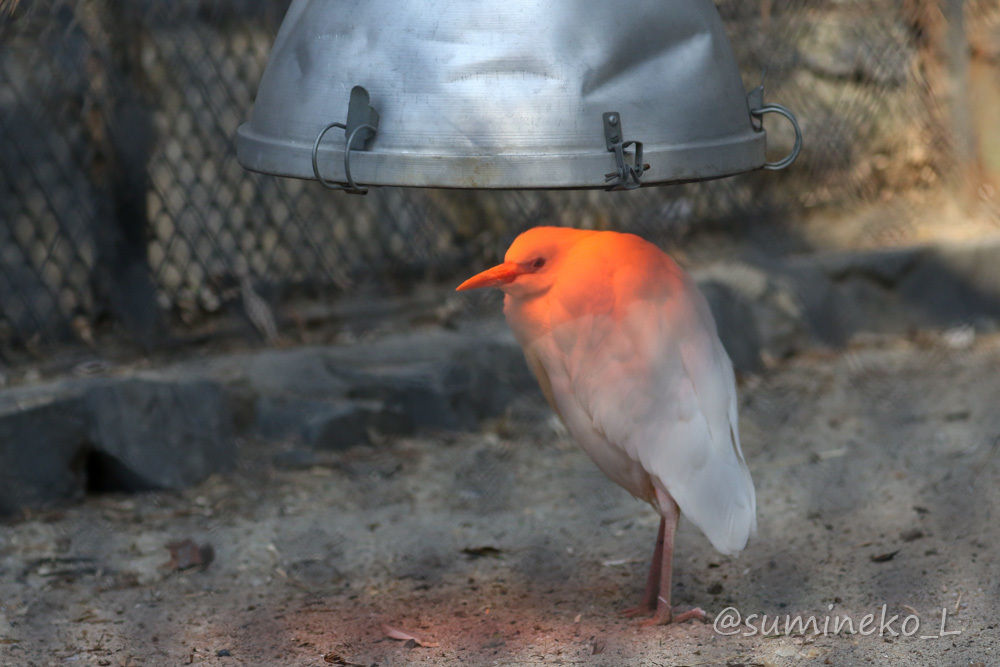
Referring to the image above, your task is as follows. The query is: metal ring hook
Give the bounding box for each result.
[342,123,377,192]
[751,104,802,171]
[312,122,377,194]
[312,122,346,187]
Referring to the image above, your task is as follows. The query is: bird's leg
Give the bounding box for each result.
[622,517,665,617]
[642,494,707,626]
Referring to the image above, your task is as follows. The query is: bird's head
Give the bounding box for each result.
[456,226,596,298]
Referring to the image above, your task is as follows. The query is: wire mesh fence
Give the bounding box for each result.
[0,0,995,356]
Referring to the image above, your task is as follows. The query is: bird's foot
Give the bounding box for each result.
[635,605,707,627]
[621,604,656,619]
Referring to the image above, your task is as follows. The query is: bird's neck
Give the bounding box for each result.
[503,292,552,346]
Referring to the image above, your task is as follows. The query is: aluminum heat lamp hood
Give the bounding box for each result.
[236,0,800,193]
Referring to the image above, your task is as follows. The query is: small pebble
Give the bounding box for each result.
[217,649,231,657]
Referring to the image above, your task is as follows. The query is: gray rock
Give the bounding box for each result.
[0,328,537,511]
[272,448,321,470]
[772,239,1000,345]
[695,263,808,365]
[242,348,353,398]
[451,335,537,421]
[771,259,846,347]
[226,328,535,438]
[85,379,235,491]
[254,396,380,450]
[898,243,1000,329]
[346,362,471,431]
[699,281,763,373]
[302,400,383,449]
[0,392,89,513]
[820,247,919,287]
[340,329,536,431]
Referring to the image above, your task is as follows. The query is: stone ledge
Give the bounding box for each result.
[0,325,536,514]
[694,236,1000,369]
[0,378,235,514]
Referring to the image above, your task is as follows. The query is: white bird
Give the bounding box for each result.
[457,226,756,625]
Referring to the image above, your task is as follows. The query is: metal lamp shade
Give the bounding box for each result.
[236,0,797,191]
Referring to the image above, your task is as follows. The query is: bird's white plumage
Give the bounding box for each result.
[504,230,756,555]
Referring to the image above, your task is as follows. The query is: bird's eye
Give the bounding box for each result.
[531,257,546,270]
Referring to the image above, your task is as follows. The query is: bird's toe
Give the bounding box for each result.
[670,606,707,624]
[621,605,655,619]
[637,606,708,627]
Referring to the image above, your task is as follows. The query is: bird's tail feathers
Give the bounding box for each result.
[655,457,756,556]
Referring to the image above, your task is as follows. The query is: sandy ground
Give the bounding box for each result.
[1,324,998,666]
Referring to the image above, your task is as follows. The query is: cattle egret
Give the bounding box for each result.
[456,226,756,625]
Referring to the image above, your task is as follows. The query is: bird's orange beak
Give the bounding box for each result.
[456,261,522,291]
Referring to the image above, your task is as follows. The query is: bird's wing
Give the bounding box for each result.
[523,345,561,420]
[577,265,757,555]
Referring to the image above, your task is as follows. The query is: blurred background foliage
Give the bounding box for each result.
[0,0,998,362]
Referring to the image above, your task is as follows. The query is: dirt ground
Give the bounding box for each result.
[1,319,998,667]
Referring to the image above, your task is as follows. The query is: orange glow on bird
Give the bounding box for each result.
[457,226,756,626]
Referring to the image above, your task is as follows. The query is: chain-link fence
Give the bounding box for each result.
[1,0,996,356]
